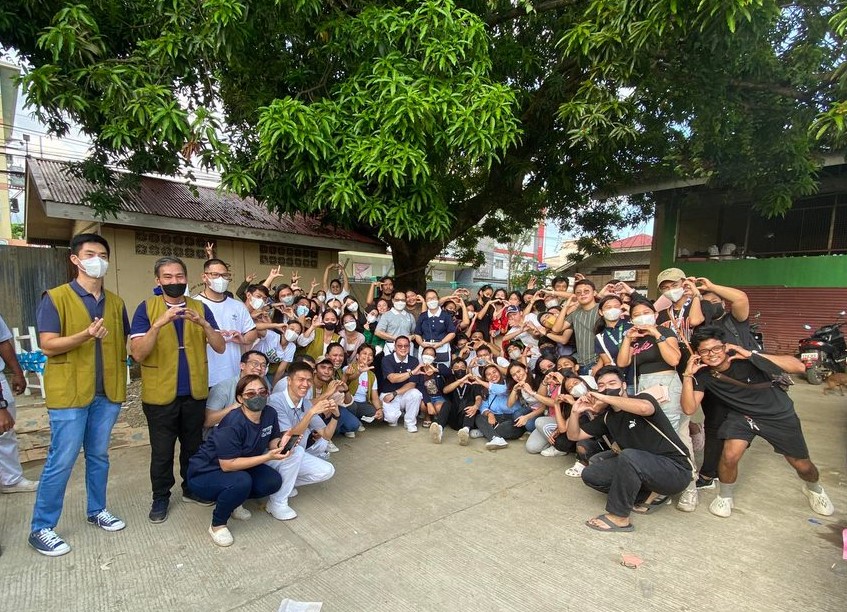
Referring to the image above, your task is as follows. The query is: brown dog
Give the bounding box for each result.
[823,372,847,396]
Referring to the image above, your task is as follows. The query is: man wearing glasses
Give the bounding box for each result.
[195,259,258,387]
[379,336,423,432]
[682,326,834,519]
[204,351,270,438]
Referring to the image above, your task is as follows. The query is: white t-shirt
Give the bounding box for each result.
[251,332,295,365]
[345,369,374,403]
[327,290,349,302]
[194,294,257,387]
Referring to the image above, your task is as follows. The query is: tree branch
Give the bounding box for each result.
[486,0,583,27]
[728,79,814,103]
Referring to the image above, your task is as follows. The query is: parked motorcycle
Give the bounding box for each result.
[750,312,764,351]
[797,311,847,385]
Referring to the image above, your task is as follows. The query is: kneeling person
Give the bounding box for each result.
[567,366,694,532]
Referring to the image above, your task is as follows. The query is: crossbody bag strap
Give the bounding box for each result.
[597,333,613,361]
[643,418,696,481]
[710,370,772,389]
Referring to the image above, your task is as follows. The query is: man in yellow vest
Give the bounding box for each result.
[130,256,225,524]
[29,234,129,557]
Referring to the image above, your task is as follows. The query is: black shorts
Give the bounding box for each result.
[718,411,809,459]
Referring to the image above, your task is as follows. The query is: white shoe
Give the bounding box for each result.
[327,441,340,453]
[803,485,835,516]
[677,488,698,512]
[289,488,298,498]
[564,461,585,478]
[360,416,375,424]
[469,429,484,439]
[406,424,418,433]
[209,525,234,547]
[457,427,470,446]
[709,495,734,518]
[1,477,39,493]
[485,436,508,450]
[540,446,567,457]
[266,503,298,521]
[387,420,399,427]
[430,423,443,444]
[357,424,366,432]
[231,505,251,520]
[343,431,356,438]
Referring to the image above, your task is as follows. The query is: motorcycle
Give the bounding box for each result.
[750,312,764,351]
[796,311,847,385]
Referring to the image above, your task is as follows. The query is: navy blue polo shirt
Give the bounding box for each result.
[380,352,420,393]
[189,406,280,476]
[415,308,456,343]
[36,280,130,396]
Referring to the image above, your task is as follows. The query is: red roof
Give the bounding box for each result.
[610,233,652,250]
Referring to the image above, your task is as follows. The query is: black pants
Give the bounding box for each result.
[581,449,691,517]
[700,396,730,479]
[436,399,475,431]
[474,413,525,440]
[143,396,206,501]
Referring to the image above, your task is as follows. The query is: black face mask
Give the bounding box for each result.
[162,283,187,298]
[324,322,337,332]
[711,303,725,319]
[602,387,623,397]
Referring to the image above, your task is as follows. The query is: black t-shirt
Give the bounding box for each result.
[189,406,280,476]
[712,313,757,351]
[694,354,794,418]
[580,394,689,467]
[446,382,484,409]
[470,299,493,340]
[629,327,678,374]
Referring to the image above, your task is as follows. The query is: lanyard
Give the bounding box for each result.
[604,324,624,346]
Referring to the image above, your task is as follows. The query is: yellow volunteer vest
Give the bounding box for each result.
[297,328,341,361]
[346,369,375,398]
[43,283,127,409]
[139,296,209,404]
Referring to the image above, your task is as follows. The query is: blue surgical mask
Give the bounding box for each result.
[295,305,309,317]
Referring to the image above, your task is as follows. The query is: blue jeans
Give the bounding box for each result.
[188,464,282,526]
[326,407,361,436]
[513,406,539,432]
[31,395,122,531]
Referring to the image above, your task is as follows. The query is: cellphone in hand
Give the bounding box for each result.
[282,435,300,453]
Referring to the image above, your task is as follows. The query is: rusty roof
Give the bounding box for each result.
[28,158,382,247]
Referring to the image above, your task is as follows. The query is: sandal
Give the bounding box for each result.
[632,494,671,514]
[422,420,432,428]
[585,514,634,532]
[565,461,585,478]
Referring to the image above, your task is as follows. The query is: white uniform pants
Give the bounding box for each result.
[380,389,422,427]
[267,445,335,508]
[0,375,24,486]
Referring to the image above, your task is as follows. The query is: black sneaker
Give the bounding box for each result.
[148,498,169,523]
[696,475,716,490]
[181,490,214,507]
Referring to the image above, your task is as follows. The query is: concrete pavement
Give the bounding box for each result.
[1,382,845,611]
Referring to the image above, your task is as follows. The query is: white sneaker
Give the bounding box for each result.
[387,420,399,427]
[289,488,298,498]
[564,461,585,478]
[1,477,39,493]
[430,423,443,444]
[677,487,698,512]
[360,415,375,423]
[357,424,366,432]
[266,502,298,521]
[343,431,356,438]
[709,495,734,518]
[231,505,251,520]
[485,436,508,450]
[457,427,470,446]
[327,441,341,453]
[540,446,567,457]
[803,485,835,516]
[469,429,484,439]
[208,525,233,547]
[406,424,418,433]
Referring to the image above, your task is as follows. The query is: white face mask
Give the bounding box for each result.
[281,295,295,306]
[632,313,656,327]
[571,383,588,398]
[209,277,229,293]
[250,297,266,310]
[426,300,439,310]
[333,308,342,317]
[343,321,357,332]
[545,299,559,308]
[664,287,685,302]
[508,350,521,360]
[316,294,326,302]
[468,312,476,319]
[366,314,378,324]
[78,256,109,279]
[393,301,406,312]
[347,303,358,312]
[421,354,436,365]
[284,329,299,343]
[602,308,622,322]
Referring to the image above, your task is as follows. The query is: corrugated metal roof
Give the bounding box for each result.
[558,250,651,273]
[29,158,381,245]
[610,233,652,249]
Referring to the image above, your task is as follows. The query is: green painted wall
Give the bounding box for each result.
[656,199,847,288]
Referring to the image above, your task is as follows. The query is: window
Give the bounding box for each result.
[258,243,319,268]
[134,231,208,258]
[493,257,505,270]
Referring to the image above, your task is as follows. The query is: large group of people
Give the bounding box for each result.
[0,234,835,555]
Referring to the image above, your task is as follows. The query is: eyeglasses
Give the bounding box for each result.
[697,345,726,357]
[245,360,268,369]
[242,390,269,398]
[206,272,233,280]
[395,343,410,348]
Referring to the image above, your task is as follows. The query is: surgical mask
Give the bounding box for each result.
[508,349,521,360]
[602,308,622,322]
[346,302,358,312]
[250,297,266,310]
[295,305,309,318]
[545,299,559,308]
[663,287,685,302]
[162,283,187,298]
[421,354,435,365]
[477,358,488,366]
[366,314,378,324]
[571,383,588,398]
[393,301,406,312]
[602,387,623,397]
[427,300,439,310]
[243,395,267,412]
[468,312,476,319]
[316,294,326,302]
[632,314,656,326]
[209,277,229,293]
[281,295,295,307]
[284,329,299,343]
[333,308,342,317]
[343,321,357,332]
[78,256,109,279]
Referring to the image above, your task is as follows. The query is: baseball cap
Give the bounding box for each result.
[656,267,686,286]
[316,356,334,367]
[505,305,520,314]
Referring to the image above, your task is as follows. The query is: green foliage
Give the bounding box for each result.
[11,223,24,239]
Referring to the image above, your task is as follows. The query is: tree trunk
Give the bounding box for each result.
[383,236,447,294]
